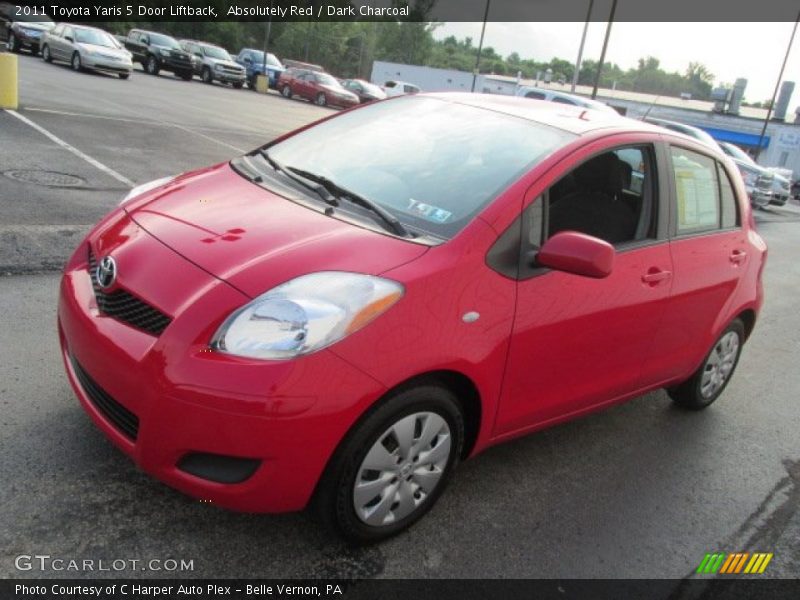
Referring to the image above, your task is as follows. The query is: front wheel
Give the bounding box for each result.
[42,45,52,62]
[119,72,130,80]
[71,52,82,72]
[314,383,464,543]
[7,31,19,52]
[280,84,292,98]
[145,55,159,75]
[668,319,745,410]
[201,67,213,84]
[232,81,243,89]
[315,92,328,107]
[179,70,193,81]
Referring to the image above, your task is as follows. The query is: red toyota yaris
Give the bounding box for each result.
[58,94,766,542]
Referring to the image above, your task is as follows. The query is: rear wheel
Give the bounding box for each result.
[180,70,193,81]
[201,67,213,84]
[119,72,130,80]
[668,319,745,410]
[145,55,159,75]
[314,383,463,543]
[281,84,292,99]
[7,31,19,52]
[315,92,328,107]
[42,44,52,62]
[71,52,82,72]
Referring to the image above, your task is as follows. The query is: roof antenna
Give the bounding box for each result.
[642,95,661,119]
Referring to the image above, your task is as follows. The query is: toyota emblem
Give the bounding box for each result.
[96,256,117,289]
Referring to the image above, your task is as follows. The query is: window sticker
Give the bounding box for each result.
[407,198,453,223]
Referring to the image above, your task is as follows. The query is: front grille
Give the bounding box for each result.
[88,247,172,336]
[71,356,139,441]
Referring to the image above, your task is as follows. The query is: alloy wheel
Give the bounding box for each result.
[700,331,740,399]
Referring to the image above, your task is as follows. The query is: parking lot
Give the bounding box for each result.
[2,52,800,582]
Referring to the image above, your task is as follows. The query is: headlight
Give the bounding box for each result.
[214,63,224,71]
[119,176,175,206]
[158,48,171,56]
[211,272,404,360]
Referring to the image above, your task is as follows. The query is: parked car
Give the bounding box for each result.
[180,40,245,88]
[719,143,794,207]
[0,2,54,55]
[383,80,420,97]
[516,86,619,114]
[644,118,774,209]
[277,68,359,108]
[235,48,284,90]
[59,94,765,543]
[282,58,323,72]
[124,29,194,80]
[342,79,387,103]
[41,24,133,79]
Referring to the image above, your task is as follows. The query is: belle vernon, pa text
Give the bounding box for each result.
[16,583,345,596]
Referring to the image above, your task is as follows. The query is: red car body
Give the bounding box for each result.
[58,95,766,517]
[277,67,359,108]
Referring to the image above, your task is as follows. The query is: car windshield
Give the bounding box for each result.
[75,29,116,47]
[360,81,383,95]
[248,51,282,67]
[315,73,340,87]
[722,143,756,165]
[149,33,180,49]
[259,96,574,239]
[202,45,231,61]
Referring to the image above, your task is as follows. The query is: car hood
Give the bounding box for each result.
[79,43,130,57]
[16,22,53,32]
[124,163,427,298]
[208,58,243,69]
[321,84,356,97]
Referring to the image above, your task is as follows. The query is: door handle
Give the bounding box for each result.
[642,269,672,284]
[730,250,747,265]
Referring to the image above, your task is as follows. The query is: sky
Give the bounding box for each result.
[434,22,800,114]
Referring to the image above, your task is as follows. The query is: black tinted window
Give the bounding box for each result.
[525,91,546,99]
[718,163,740,229]
[552,97,577,105]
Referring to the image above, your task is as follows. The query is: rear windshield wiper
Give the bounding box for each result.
[258,150,338,207]
[287,167,410,238]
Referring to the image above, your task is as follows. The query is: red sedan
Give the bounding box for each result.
[277,67,359,108]
[58,94,766,543]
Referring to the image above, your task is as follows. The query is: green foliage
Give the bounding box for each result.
[89,17,715,99]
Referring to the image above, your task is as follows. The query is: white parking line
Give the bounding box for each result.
[6,109,135,188]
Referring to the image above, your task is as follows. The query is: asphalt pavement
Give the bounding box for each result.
[1,51,799,584]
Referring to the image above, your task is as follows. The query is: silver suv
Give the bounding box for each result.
[180,40,245,88]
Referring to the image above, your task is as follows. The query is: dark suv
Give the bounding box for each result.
[0,2,54,55]
[124,29,194,80]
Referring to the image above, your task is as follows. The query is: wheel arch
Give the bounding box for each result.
[736,308,756,341]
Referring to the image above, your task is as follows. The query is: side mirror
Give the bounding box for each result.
[536,231,614,278]
[243,56,252,64]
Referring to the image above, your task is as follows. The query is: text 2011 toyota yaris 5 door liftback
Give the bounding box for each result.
[59,94,766,542]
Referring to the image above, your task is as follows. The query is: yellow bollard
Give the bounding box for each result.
[255,74,269,94]
[0,51,19,109]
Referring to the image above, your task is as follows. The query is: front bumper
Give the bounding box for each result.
[57,227,385,513]
[83,54,133,74]
[214,70,245,84]
[14,29,43,49]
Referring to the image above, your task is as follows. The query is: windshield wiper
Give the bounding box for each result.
[258,150,338,207]
[287,167,410,237]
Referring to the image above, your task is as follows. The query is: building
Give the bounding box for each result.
[370,61,800,178]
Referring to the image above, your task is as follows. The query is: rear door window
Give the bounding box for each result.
[669,147,720,234]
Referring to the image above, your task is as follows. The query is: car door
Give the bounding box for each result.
[645,143,750,382]
[493,137,674,437]
[54,25,74,60]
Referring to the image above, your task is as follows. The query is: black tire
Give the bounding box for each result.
[313,382,464,543]
[247,76,256,90]
[180,70,193,81]
[42,44,52,63]
[119,72,130,80]
[232,81,243,89]
[201,67,213,84]
[71,52,82,72]
[7,31,19,52]
[145,55,159,76]
[281,84,292,99]
[315,92,328,107]
[668,319,745,410]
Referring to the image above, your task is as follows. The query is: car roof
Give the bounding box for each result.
[423,93,663,136]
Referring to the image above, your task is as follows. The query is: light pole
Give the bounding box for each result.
[471,0,491,93]
[571,0,594,93]
[756,12,800,157]
[591,0,616,100]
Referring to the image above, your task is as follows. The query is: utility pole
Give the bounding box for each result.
[591,0,616,100]
[471,0,491,93]
[756,11,800,158]
[572,0,594,93]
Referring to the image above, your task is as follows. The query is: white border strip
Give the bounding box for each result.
[7,109,135,188]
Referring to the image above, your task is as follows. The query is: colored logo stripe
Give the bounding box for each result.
[697,552,773,574]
